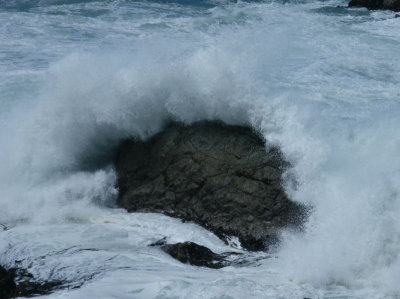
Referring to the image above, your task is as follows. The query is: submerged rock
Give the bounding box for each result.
[348,0,400,11]
[116,121,306,251]
[160,242,228,269]
[150,238,268,268]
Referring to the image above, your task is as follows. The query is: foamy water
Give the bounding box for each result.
[1,0,400,297]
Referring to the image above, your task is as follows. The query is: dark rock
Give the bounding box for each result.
[0,265,66,298]
[160,242,228,269]
[348,0,400,11]
[152,240,267,269]
[396,13,400,16]
[0,266,16,299]
[116,121,306,251]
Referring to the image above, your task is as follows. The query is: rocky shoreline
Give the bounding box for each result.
[116,121,307,251]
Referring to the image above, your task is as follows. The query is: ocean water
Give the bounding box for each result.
[1,0,400,298]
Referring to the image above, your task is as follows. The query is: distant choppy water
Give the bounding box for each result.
[1,0,400,298]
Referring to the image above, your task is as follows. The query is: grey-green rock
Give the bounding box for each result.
[115,121,306,251]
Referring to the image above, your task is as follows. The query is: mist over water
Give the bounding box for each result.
[1,0,400,297]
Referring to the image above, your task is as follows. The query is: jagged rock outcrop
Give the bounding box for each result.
[348,0,400,11]
[115,121,306,251]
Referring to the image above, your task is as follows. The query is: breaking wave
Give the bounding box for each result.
[1,0,400,296]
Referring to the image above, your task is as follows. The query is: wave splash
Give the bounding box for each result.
[1,11,400,295]
[0,37,255,223]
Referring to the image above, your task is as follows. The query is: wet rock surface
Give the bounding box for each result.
[116,121,306,251]
[0,265,63,298]
[150,238,268,268]
[160,242,229,269]
[348,0,400,11]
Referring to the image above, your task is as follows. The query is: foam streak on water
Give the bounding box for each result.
[1,0,400,297]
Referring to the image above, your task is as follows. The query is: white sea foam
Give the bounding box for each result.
[1,0,400,297]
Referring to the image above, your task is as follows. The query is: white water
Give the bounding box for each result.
[1,0,400,297]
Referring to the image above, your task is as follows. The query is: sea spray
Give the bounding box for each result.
[0,0,399,297]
